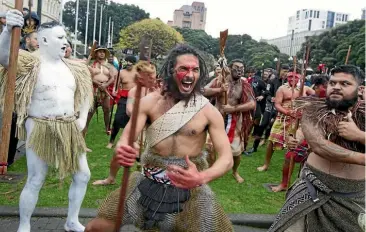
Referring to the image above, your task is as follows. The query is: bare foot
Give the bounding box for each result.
[271,184,287,192]
[92,178,115,186]
[106,143,113,149]
[257,165,268,172]
[232,172,244,183]
[86,148,92,153]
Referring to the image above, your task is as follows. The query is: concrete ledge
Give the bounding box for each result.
[0,206,275,228]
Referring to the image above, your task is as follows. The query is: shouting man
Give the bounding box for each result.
[257,68,314,171]
[269,65,365,232]
[106,55,137,149]
[0,11,93,232]
[85,46,116,139]
[204,59,255,183]
[85,44,233,232]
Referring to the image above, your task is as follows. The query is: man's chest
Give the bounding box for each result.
[35,63,76,94]
[228,82,243,101]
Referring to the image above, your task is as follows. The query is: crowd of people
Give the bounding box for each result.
[0,8,365,232]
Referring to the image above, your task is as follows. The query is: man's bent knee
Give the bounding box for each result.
[85,218,115,232]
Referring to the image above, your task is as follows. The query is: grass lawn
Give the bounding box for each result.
[0,112,300,214]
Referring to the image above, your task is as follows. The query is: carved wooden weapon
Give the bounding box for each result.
[219,29,229,106]
[114,36,152,232]
[0,0,23,175]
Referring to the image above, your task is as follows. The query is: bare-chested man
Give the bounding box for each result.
[204,59,255,183]
[269,65,365,232]
[85,44,233,232]
[85,46,116,141]
[106,55,137,149]
[93,62,160,185]
[257,68,314,171]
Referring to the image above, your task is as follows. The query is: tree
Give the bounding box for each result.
[62,0,149,47]
[297,20,365,70]
[118,19,184,58]
[174,28,289,70]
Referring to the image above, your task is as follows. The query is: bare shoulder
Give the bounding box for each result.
[202,103,222,122]
[140,92,162,112]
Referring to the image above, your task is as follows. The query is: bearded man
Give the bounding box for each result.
[85,46,116,138]
[269,65,365,232]
[204,59,255,183]
[257,68,315,172]
[106,55,137,149]
[0,11,93,232]
[85,44,233,232]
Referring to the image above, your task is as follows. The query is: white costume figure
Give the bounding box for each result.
[0,10,93,232]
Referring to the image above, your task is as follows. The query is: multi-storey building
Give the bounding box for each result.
[0,0,61,23]
[168,1,207,30]
[287,9,350,35]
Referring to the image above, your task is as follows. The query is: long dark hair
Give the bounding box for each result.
[159,44,209,104]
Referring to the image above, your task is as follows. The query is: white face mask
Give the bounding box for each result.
[38,26,68,60]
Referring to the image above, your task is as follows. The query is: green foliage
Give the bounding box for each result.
[175,28,289,70]
[62,0,149,47]
[118,19,184,58]
[297,20,365,70]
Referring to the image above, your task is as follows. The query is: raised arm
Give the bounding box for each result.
[199,104,233,183]
[203,78,226,97]
[0,10,24,68]
[301,117,365,166]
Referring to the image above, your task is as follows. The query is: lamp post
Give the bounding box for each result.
[92,0,97,43]
[84,0,90,54]
[98,4,105,44]
[73,0,79,57]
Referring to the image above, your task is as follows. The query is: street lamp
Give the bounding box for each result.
[288,56,293,61]
[274,57,278,62]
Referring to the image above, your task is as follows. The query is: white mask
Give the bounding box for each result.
[38,25,68,60]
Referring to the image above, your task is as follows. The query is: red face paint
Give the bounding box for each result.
[175,66,199,82]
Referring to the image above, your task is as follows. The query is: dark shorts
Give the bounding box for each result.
[114,97,130,128]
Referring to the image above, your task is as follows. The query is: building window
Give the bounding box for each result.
[342,14,345,21]
[336,13,342,21]
[310,10,313,17]
[305,11,308,19]
[182,21,191,28]
[345,15,348,21]
[316,11,320,18]
[296,10,300,20]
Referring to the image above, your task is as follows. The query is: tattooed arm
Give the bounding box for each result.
[301,118,365,166]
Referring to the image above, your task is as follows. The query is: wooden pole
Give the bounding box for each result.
[345,45,351,64]
[114,37,152,232]
[219,29,228,106]
[0,0,23,175]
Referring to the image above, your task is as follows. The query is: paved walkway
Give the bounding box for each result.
[0,217,267,232]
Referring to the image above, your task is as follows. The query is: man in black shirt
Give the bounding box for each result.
[246,68,272,154]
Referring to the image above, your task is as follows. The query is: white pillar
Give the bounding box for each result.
[84,0,90,54]
[92,0,97,42]
[98,4,103,44]
[59,0,64,24]
[73,0,79,57]
[107,17,111,47]
[111,21,114,47]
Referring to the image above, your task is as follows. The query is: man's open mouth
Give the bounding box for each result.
[181,80,193,91]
